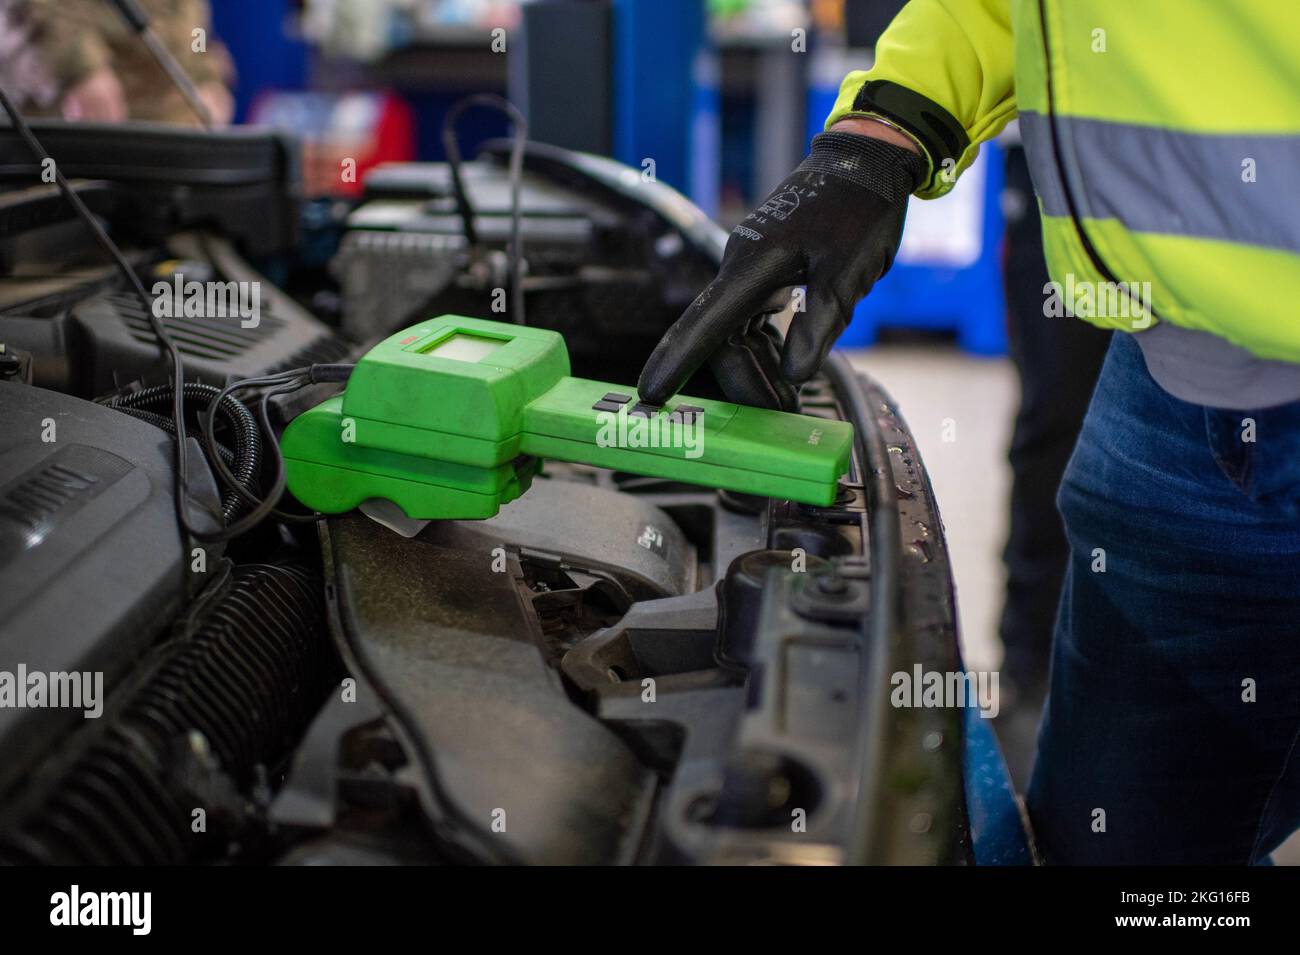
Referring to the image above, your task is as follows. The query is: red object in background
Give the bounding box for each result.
[248,90,415,197]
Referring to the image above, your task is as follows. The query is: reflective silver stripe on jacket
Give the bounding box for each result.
[1019,111,1300,255]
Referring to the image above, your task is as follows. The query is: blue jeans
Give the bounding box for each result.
[1026,332,1300,864]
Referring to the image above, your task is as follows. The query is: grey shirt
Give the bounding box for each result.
[1135,322,1300,410]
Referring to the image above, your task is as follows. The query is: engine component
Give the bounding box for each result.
[333,144,723,388]
[0,120,300,257]
[717,549,830,669]
[481,478,697,598]
[94,235,347,396]
[0,232,349,397]
[0,562,333,864]
[0,381,222,797]
[321,510,658,865]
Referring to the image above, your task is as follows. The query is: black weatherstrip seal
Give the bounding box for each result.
[824,352,968,865]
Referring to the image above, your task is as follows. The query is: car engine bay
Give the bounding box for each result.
[0,120,966,866]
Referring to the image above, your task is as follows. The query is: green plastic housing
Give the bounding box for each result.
[282,315,854,519]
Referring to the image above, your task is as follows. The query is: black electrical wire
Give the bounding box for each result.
[441,93,528,325]
[202,371,318,525]
[199,371,300,498]
[0,84,201,555]
[209,377,302,541]
[108,380,263,523]
[195,363,355,534]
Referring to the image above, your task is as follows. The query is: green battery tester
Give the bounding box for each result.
[281,315,854,520]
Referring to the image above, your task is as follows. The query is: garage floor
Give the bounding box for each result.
[847,342,1300,865]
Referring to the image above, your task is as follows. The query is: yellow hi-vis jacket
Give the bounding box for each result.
[827,0,1300,361]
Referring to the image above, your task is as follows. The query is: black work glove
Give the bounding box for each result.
[638,131,926,411]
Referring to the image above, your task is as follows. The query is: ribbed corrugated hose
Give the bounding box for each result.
[109,382,262,522]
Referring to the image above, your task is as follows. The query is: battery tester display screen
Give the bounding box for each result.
[421,333,504,363]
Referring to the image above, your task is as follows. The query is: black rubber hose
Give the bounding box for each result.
[109,382,261,522]
[114,407,238,468]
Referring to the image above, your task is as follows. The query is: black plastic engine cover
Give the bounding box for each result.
[0,382,220,797]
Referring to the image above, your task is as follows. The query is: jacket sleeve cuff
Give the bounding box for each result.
[826,77,972,199]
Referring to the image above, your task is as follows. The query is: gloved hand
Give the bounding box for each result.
[638,129,927,411]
